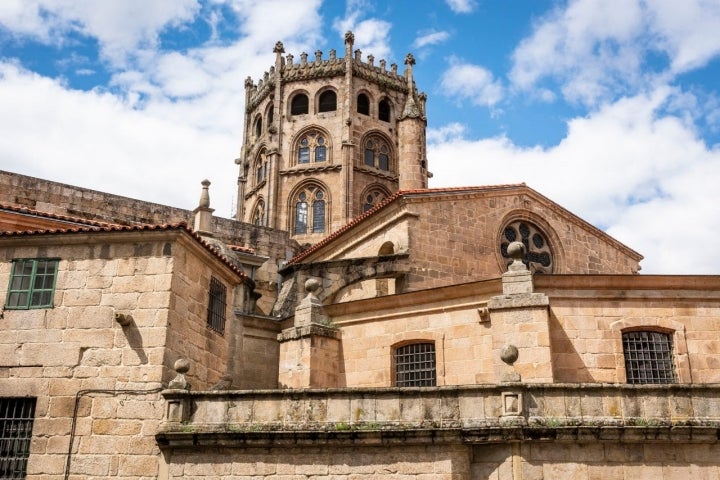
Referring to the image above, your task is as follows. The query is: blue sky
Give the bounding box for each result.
[1,0,719,273]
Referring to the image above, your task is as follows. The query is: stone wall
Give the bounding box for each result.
[157,384,720,479]
[0,236,173,477]
[0,230,247,478]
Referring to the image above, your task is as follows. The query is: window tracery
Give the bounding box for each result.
[293,184,326,235]
[500,220,553,273]
[254,150,268,185]
[296,130,328,164]
[252,200,265,226]
[362,188,388,212]
[363,135,391,171]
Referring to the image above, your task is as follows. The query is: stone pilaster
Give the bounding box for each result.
[488,242,553,383]
[277,279,342,388]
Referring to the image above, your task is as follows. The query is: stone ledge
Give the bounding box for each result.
[156,423,720,448]
[277,324,340,342]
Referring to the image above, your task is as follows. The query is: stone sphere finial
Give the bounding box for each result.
[500,344,519,365]
[174,358,190,374]
[507,241,526,266]
[305,278,320,294]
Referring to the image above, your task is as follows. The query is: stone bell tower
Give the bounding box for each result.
[235,32,428,243]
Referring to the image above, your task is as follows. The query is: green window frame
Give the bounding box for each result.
[5,259,59,310]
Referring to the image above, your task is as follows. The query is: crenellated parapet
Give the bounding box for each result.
[245,39,412,112]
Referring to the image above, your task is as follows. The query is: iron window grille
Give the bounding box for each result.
[206,277,227,334]
[622,331,676,384]
[0,397,36,479]
[5,259,59,309]
[395,343,436,387]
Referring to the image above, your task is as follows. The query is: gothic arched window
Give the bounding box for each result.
[267,102,274,127]
[357,93,370,115]
[293,185,326,235]
[296,130,329,164]
[378,99,391,122]
[291,93,309,115]
[362,188,388,212]
[252,200,265,226]
[254,150,267,185]
[363,135,392,171]
[318,90,337,112]
[254,115,262,138]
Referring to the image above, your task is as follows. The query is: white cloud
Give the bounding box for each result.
[413,30,450,49]
[428,88,720,273]
[0,0,328,217]
[445,0,476,14]
[332,0,392,61]
[440,58,503,108]
[510,0,720,106]
[0,62,237,213]
[0,0,201,66]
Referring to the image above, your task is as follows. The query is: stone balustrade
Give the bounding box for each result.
[157,384,720,447]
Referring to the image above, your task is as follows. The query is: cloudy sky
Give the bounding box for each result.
[1,0,719,273]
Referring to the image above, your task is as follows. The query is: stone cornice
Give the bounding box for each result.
[279,164,342,176]
[353,166,398,182]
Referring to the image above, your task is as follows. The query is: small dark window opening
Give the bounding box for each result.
[267,103,274,125]
[254,116,262,137]
[357,93,370,115]
[291,94,309,115]
[395,343,436,387]
[623,331,676,384]
[378,99,391,122]
[207,277,227,334]
[0,397,36,479]
[318,91,337,112]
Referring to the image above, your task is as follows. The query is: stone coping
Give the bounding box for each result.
[157,383,720,447]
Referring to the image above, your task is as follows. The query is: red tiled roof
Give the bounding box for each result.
[0,203,117,228]
[0,222,247,280]
[286,184,526,265]
[228,244,256,254]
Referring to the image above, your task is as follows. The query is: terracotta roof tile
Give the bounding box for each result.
[0,203,118,228]
[286,184,526,265]
[0,221,247,280]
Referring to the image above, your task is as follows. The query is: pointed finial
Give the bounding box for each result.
[404,53,416,66]
[273,41,285,54]
[315,50,322,63]
[344,31,355,45]
[244,76,253,88]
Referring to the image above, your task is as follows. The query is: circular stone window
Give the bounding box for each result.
[500,221,553,273]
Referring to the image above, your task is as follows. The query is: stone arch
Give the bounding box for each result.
[287,179,331,235]
[495,209,565,274]
[359,130,395,172]
[356,90,373,116]
[316,87,338,113]
[291,125,333,165]
[359,184,391,213]
[610,318,690,383]
[288,89,310,115]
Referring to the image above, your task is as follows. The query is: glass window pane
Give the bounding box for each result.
[312,200,325,233]
[295,202,308,234]
[379,153,389,170]
[315,145,326,162]
[364,149,374,167]
[298,147,310,163]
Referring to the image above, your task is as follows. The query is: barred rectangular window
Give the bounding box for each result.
[5,259,59,309]
[206,277,227,334]
[395,342,436,387]
[622,331,676,384]
[0,398,36,479]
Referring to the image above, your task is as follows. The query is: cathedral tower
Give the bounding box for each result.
[236,32,428,242]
